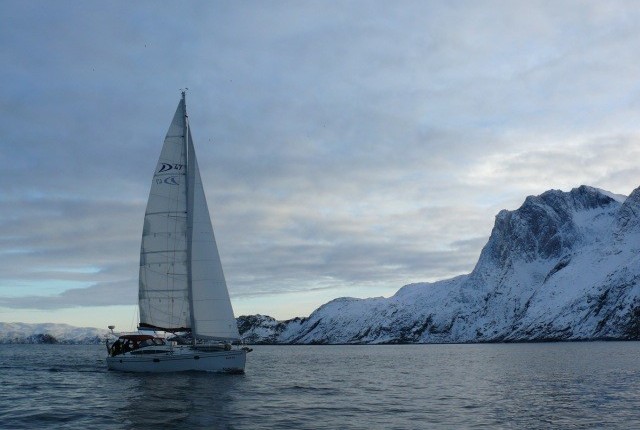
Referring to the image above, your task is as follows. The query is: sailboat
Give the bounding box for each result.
[106,92,249,373]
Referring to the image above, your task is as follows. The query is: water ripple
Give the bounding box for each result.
[2,343,640,429]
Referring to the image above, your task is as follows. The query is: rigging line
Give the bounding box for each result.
[184,94,197,342]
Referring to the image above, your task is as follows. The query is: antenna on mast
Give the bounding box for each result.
[180,88,189,119]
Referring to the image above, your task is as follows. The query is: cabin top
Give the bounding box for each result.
[117,334,155,341]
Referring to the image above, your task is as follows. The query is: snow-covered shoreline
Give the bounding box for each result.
[5,184,640,345]
[0,322,107,344]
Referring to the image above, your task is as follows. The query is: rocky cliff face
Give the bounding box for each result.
[238,185,640,344]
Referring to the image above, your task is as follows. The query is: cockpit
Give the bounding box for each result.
[107,334,165,357]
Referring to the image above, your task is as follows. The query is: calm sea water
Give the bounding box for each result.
[1,342,639,429]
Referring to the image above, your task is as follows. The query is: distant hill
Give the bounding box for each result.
[0,322,108,344]
[238,185,640,344]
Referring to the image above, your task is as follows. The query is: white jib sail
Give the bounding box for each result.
[187,129,240,340]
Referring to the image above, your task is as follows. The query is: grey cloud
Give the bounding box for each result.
[2,2,640,316]
[0,280,134,310]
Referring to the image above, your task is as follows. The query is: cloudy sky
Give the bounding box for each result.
[2,1,640,330]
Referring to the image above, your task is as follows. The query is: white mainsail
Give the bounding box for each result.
[138,94,239,340]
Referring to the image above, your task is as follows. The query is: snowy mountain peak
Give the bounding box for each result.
[238,184,640,344]
[477,186,620,268]
[616,185,640,242]
[595,187,628,203]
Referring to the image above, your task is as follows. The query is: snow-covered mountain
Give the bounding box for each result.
[239,185,640,344]
[0,322,108,344]
[5,185,639,345]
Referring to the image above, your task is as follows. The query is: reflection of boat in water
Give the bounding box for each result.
[106,92,249,373]
[119,369,244,428]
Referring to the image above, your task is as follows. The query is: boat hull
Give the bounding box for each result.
[106,347,246,373]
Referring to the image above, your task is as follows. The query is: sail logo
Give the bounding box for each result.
[155,176,180,186]
[158,163,185,173]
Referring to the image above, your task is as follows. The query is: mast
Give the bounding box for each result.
[183,90,197,344]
